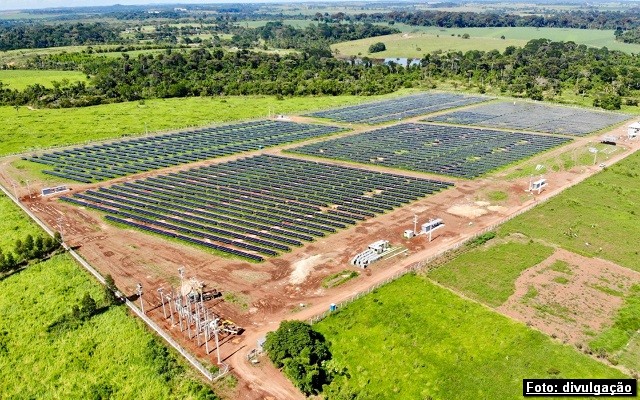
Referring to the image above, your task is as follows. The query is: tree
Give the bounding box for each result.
[264,321,331,395]
[13,239,23,258]
[80,293,97,320]
[5,252,15,271]
[368,42,386,53]
[54,231,62,246]
[103,274,119,306]
[23,234,34,257]
[0,249,6,273]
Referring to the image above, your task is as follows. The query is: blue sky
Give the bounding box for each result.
[1,1,305,11]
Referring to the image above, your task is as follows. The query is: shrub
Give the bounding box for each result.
[368,42,386,53]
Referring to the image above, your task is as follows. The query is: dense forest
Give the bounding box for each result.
[1,38,638,110]
[0,23,122,51]
[319,9,640,30]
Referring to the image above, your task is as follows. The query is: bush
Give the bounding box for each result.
[593,94,621,110]
[467,231,497,247]
[264,321,332,395]
[368,42,386,53]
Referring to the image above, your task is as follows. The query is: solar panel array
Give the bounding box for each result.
[62,155,452,262]
[306,92,490,124]
[288,123,572,179]
[27,120,343,183]
[424,101,630,136]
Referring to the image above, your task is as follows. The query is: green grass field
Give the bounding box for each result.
[499,150,640,272]
[332,32,526,58]
[0,194,42,250]
[315,274,625,399]
[0,69,87,90]
[0,45,121,65]
[0,192,220,398]
[333,26,640,58]
[0,94,387,156]
[0,254,218,399]
[428,240,554,307]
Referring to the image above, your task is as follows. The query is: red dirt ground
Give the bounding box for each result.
[1,119,638,399]
[498,248,640,345]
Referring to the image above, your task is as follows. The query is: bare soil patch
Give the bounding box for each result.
[498,248,640,345]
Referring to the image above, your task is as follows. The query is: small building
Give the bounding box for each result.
[628,122,640,140]
[529,178,547,194]
[421,219,444,235]
[601,135,617,145]
[351,240,391,268]
[403,230,415,239]
[368,240,390,254]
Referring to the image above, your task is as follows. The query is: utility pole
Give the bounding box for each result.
[413,214,418,235]
[428,218,433,242]
[211,317,222,365]
[136,283,144,314]
[178,267,185,303]
[10,181,17,200]
[158,287,167,318]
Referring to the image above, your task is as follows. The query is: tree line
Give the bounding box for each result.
[1,38,638,110]
[329,9,640,30]
[0,47,419,107]
[0,232,63,274]
[0,22,122,51]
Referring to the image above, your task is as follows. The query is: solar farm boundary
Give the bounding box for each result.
[305,90,494,114]
[11,115,283,160]
[423,99,633,137]
[0,181,226,384]
[305,156,625,325]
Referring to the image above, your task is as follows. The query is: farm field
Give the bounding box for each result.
[0,70,87,90]
[425,101,631,136]
[28,120,343,183]
[314,274,626,399]
[64,154,452,261]
[306,92,489,124]
[333,26,640,58]
[289,123,571,178]
[0,94,391,156]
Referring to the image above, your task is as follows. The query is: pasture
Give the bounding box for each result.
[314,274,626,399]
[331,32,525,58]
[333,26,640,57]
[0,70,87,90]
[0,94,386,156]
